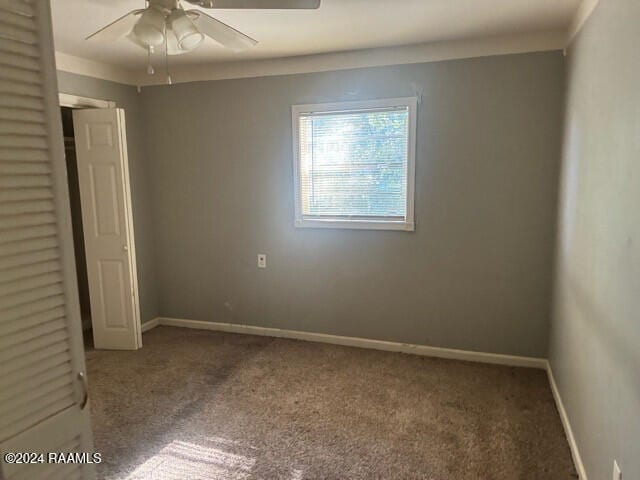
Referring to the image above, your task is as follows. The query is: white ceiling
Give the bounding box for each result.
[52,0,581,71]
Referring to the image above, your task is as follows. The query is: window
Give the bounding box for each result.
[292,97,417,231]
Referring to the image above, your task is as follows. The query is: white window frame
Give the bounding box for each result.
[292,97,417,231]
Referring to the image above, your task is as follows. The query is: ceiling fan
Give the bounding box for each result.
[86,0,321,81]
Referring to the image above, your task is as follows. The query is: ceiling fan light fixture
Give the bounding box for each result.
[165,28,189,55]
[169,10,204,51]
[86,0,302,72]
[132,7,166,47]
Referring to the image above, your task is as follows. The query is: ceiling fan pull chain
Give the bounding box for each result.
[147,46,155,75]
[164,23,172,85]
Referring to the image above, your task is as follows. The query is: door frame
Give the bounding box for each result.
[58,93,142,348]
[59,93,115,109]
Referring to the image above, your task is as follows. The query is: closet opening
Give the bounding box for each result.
[61,106,92,349]
[58,94,142,351]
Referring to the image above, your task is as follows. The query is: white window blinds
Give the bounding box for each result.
[293,98,416,231]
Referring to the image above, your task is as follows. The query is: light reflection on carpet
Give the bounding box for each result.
[126,439,256,479]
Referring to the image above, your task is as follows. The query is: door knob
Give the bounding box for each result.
[123,245,129,252]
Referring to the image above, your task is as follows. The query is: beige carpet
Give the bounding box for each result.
[85,326,576,479]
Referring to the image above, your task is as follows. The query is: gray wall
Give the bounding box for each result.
[142,51,564,357]
[549,0,640,478]
[57,71,159,324]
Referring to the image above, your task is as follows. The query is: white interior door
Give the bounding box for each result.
[0,1,95,478]
[72,108,141,350]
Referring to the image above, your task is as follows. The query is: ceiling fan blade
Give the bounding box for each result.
[185,0,320,9]
[86,10,143,41]
[189,11,257,51]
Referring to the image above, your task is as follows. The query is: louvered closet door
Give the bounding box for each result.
[0,1,95,479]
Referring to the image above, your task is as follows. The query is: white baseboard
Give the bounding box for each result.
[146,317,546,369]
[547,362,588,480]
[141,318,159,333]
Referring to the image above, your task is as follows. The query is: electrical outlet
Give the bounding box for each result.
[257,254,267,269]
[613,460,622,480]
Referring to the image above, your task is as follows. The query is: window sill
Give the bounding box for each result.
[295,219,414,231]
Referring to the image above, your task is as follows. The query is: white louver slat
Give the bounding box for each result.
[2,339,70,378]
[0,147,48,161]
[0,94,45,111]
[0,107,46,123]
[0,186,53,202]
[2,305,65,336]
[1,354,71,406]
[0,314,66,350]
[0,174,52,188]
[0,374,73,421]
[0,161,52,174]
[0,360,71,404]
[1,235,59,257]
[0,121,48,136]
[1,9,37,31]
[0,222,56,242]
[0,80,42,97]
[1,395,76,441]
[0,1,95,479]
[0,50,40,70]
[0,24,37,44]
[1,64,41,84]
[0,134,48,148]
[0,199,54,216]
[0,0,35,17]
[0,282,65,312]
